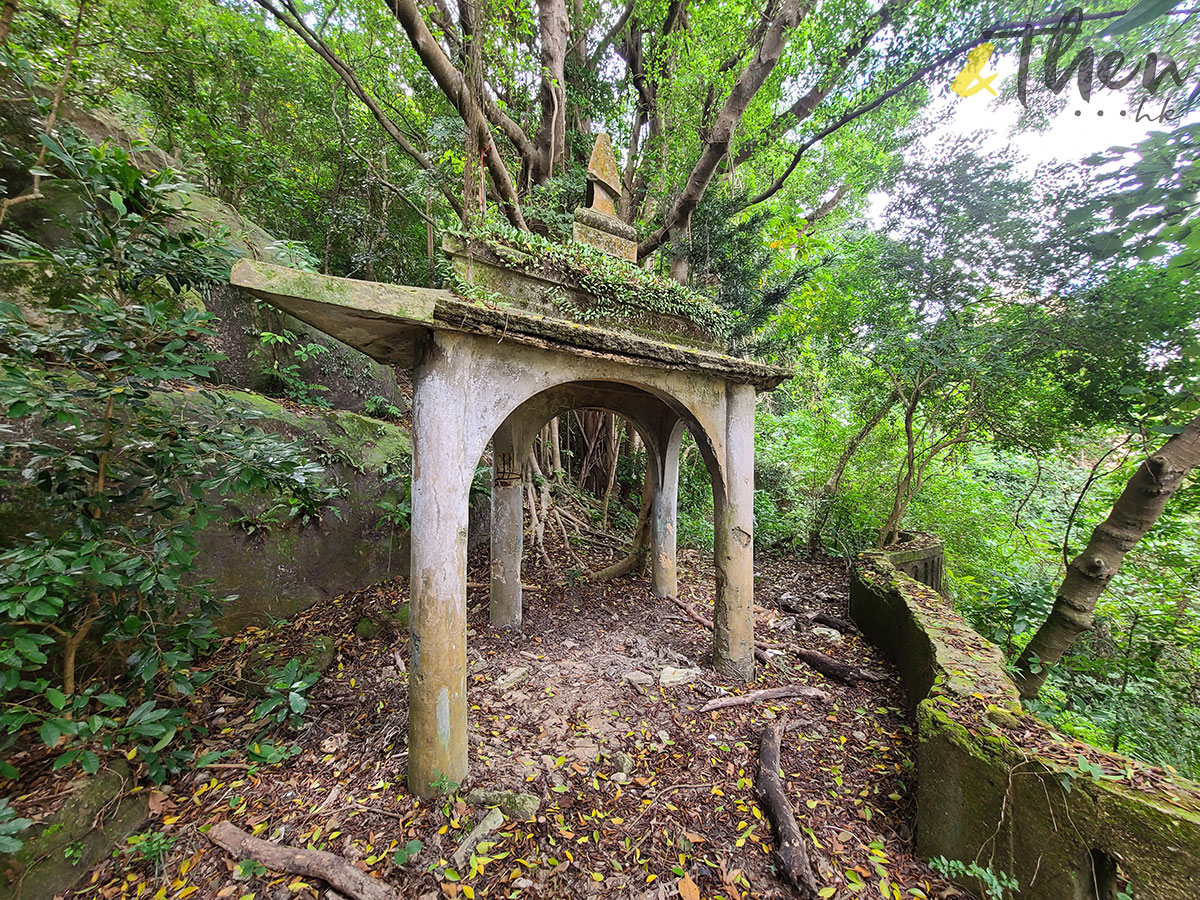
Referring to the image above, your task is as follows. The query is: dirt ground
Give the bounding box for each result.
[46,548,965,900]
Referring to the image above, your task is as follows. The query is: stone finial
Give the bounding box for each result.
[573,133,638,263]
[586,133,621,216]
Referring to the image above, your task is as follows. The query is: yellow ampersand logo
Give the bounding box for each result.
[951,42,999,97]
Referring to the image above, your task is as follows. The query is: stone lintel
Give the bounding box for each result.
[231,260,789,390]
[230,259,438,367]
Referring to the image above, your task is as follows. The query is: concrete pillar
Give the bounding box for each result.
[650,421,683,598]
[407,334,471,796]
[713,382,755,682]
[490,421,524,629]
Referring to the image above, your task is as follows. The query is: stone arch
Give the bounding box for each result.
[459,363,729,503]
[226,257,786,799]
[403,331,758,797]
[485,379,729,632]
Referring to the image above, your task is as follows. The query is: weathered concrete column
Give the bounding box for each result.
[407,333,471,796]
[712,382,755,681]
[650,422,683,598]
[490,420,524,629]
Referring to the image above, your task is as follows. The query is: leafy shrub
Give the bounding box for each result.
[254,329,332,408]
[0,798,32,853]
[364,394,405,421]
[0,127,341,782]
[928,857,1018,900]
[251,659,319,730]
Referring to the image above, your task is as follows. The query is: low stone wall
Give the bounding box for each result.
[0,388,414,633]
[850,536,1200,900]
[879,531,945,595]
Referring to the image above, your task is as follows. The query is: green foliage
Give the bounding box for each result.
[520,168,587,239]
[0,128,341,783]
[429,771,460,793]
[251,658,320,730]
[676,191,818,349]
[928,856,1018,900]
[1072,122,1200,272]
[447,222,735,338]
[235,859,268,879]
[391,838,423,866]
[254,330,333,408]
[364,395,405,421]
[0,797,32,853]
[245,740,301,767]
[378,489,412,532]
[118,829,177,873]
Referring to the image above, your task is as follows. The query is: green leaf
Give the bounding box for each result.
[45,688,67,710]
[39,720,61,748]
[1103,0,1180,36]
[150,726,177,753]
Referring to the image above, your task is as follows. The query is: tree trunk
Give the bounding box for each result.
[600,414,621,526]
[1015,413,1200,699]
[549,416,563,480]
[809,389,897,552]
[0,0,17,43]
[878,390,918,548]
[533,0,568,180]
[592,466,652,580]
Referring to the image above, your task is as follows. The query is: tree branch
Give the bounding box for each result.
[385,0,527,227]
[739,34,984,211]
[206,822,394,900]
[250,0,463,218]
[637,0,812,259]
[733,0,910,167]
[587,0,636,67]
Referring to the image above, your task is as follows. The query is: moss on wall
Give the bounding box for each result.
[0,762,147,900]
[851,541,1200,900]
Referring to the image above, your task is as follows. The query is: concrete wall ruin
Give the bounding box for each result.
[850,537,1200,899]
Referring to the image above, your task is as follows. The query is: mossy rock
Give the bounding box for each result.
[0,762,147,900]
[355,602,410,639]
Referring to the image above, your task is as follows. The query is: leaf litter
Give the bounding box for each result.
[53,548,966,900]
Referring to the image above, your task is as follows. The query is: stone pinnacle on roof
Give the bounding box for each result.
[573,132,638,262]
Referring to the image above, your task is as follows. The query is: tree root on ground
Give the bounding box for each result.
[757,718,821,898]
[792,647,888,685]
[206,821,395,900]
[665,594,885,685]
[699,684,829,713]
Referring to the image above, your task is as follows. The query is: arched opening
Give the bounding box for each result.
[1084,848,1120,900]
[482,379,729,635]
